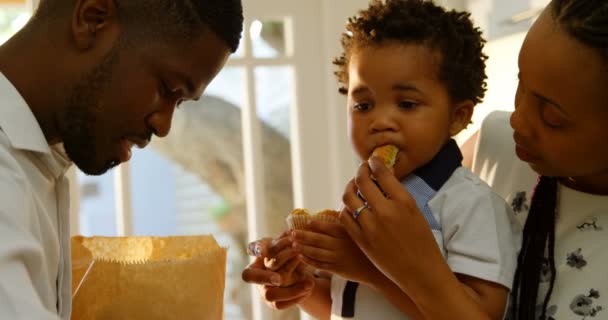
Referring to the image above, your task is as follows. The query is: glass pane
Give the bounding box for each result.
[127,66,250,319]
[0,6,30,45]
[255,66,294,138]
[78,171,117,236]
[250,19,289,58]
[254,65,295,229]
[129,148,177,236]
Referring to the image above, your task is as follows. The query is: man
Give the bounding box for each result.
[0,0,242,318]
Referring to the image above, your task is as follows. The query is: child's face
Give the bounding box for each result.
[511,9,608,181]
[346,43,471,180]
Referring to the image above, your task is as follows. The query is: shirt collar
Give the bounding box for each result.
[0,72,52,155]
[411,139,462,191]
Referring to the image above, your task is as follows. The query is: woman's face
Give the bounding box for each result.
[511,8,608,190]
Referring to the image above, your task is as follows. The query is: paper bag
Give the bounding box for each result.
[71,235,227,320]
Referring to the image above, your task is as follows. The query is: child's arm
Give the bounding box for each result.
[458,274,509,320]
[297,274,332,320]
[293,221,425,318]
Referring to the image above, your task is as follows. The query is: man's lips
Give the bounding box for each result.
[124,136,150,149]
[117,136,150,163]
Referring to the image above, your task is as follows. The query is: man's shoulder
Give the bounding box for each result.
[0,128,30,193]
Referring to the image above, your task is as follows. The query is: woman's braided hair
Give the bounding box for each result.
[511,2,608,318]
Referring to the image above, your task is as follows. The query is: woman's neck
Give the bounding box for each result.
[559,173,608,196]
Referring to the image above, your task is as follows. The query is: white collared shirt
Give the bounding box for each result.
[0,72,72,319]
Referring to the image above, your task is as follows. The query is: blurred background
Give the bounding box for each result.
[0,0,548,319]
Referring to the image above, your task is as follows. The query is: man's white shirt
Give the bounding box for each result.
[0,72,72,319]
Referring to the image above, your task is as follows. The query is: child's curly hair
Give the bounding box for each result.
[334,0,488,105]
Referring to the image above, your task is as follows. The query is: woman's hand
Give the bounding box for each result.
[340,157,445,287]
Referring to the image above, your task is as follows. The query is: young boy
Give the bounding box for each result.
[245,1,521,319]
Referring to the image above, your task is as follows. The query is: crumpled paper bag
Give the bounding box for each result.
[71,235,226,320]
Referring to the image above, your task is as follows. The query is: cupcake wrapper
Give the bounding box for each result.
[286,214,310,230]
[312,213,340,224]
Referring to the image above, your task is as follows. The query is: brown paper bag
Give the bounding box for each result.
[71,235,226,320]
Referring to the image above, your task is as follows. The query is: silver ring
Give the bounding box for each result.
[353,202,369,219]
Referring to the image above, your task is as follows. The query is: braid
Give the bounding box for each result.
[510,3,608,317]
[551,0,608,61]
[511,176,558,320]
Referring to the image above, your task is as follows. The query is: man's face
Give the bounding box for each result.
[60,29,231,175]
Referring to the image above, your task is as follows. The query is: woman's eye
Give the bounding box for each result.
[541,104,566,128]
[398,101,418,109]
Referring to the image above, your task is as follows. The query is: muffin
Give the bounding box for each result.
[286,208,311,230]
[312,209,341,224]
[372,144,399,171]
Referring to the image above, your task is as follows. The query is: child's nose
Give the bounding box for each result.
[371,114,398,133]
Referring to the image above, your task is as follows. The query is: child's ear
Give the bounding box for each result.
[449,100,474,136]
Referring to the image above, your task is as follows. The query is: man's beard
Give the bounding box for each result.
[61,47,120,176]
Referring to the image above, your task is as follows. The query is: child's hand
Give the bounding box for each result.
[291,220,379,285]
[245,230,303,287]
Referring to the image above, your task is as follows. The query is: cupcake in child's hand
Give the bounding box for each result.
[312,209,340,224]
[286,208,341,230]
[286,208,311,230]
[265,208,340,287]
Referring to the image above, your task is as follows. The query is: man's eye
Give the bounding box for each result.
[160,81,171,97]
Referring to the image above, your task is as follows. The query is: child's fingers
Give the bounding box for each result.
[265,278,315,310]
[264,247,299,271]
[247,230,291,258]
[300,255,333,272]
[271,293,312,310]
[283,255,301,274]
[306,220,348,238]
[246,237,273,257]
[293,242,336,263]
[242,257,282,286]
[292,229,335,249]
[268,236,295,257]
[260,280,314,304]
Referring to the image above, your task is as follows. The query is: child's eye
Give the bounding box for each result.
[354,103,371,111]
[398,101,418,109]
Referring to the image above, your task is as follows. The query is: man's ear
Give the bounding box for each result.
[449,100,474,136]
[71,0,118,50]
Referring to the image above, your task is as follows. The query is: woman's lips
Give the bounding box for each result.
[515,144,539,162]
